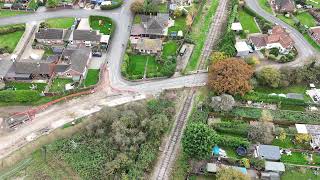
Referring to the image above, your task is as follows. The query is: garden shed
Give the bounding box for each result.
[206,163,217,173]
[255,145,281,161]
[265,161,285,172]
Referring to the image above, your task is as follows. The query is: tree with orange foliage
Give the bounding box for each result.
[208,58,253,96]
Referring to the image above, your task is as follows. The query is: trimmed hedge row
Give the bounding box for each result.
[216,134,250,148]
[213,121,249,137]
[238,91,308,106]
[230,107,320,124]
[100,0,123,10]
[0,90,41,102]
[0,24,25,35]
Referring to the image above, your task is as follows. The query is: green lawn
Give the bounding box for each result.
[127,54,149,77]
[277,15,296,26]
[258,0,273,13]
[272,137,295,149]
[295,12,317,27]
[89,16,114,35]
[282,167,320,180]
[306,0,320,8]
[5,82,47,92]
[162,40,179,58]
[0,31,24,53]
[254,84,309,99]
[168,16,187,35]
[238,9,260,34]
[304,33,320,51]
[50,78,73,92]
[83,69,100,86]
[185,0,219,72]
[157,2,168,13]
[133,15,141,24]
[45,17,74,29]
[0,10,31,18]
[281,152,309,165]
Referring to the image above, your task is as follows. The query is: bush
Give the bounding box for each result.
[217,31,237,56]
[0,90,41,102]
[269,48,280,57]
[213,121,249,137]
[216,134,250,148]
[0,24,25,35]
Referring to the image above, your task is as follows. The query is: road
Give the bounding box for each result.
[245,0,319,69]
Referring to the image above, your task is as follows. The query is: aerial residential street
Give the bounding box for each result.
[0,0,320,178]
[245,0,319,69]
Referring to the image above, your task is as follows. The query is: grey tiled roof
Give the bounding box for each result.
[67,48,91,73]
[14,61,52,75]
[72,30,101,41]
[258,145,281,161]
[0,60,13,77]
[35,28,64,40]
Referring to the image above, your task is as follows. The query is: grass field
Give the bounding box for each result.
[254,84,310,100]
[45,17,75,29]
[5,82,47,92]
[0,31,24,53]
[258,0,273,13]
[304,33,320,51]
[50,78,73,92]
[157,2,168,13]
[168,16,187,34]
[162,40,179,58]
[89,16,113,35]
[295,12,317,27]
[83,69,100,86]
[282,167,319,180]
[185,0,219,72]
[0,10,30,18]
[306,0,320,8]
[238,9,260,34]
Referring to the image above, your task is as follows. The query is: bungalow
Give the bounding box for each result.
[35,28,69,46]
[5,60,55,81]
[68,30,102,47]
[56,48,92,82]
[131,13,171,38]
[249,25,294,54]
[272,0,295,13]
[235,41,251,57]
[309,26,320,45]
[132,38,163,55]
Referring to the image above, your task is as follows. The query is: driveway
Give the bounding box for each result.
[245,0,319,70]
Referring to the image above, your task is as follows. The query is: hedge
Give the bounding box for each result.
[100,0,123,10]
[217,134,250,148]
[213,121,249,137]
[238,91,308,106]
[0,90,41,102]
[0,24,25,35]
[230,107,320,124]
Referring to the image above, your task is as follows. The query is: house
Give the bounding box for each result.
[255,145,281,161]
[309,26,320,45]
[0,60,13,80]
[235,41,251,57]
[249,25,294,54]
[56,48,92,82]
[5,60,55,81]
[131,13,171,38]
[273,0,295,13]
[132,38,163,55]
[68,30,102,47]
[265,161,285,172]
[35,28,68,46]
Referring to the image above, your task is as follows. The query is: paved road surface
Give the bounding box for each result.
[245,0,319,69]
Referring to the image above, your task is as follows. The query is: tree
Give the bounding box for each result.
[248,122,274,144]
[295,133,311,144]
[216,167,250,180]
[257,67,281,88]
[260,110,273,122]
[210,51,229,64]
[211,94,235,111]
[173,9,182,17]
[46,0,58,8]
[130,0,143,13]
[208,58,254,95]
[182,122,218,159]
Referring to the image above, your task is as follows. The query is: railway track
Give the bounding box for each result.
[155,89,195,180]
[153,1,230,179]
[198,0,229,70]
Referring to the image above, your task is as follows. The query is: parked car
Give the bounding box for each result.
[92,52,102,57]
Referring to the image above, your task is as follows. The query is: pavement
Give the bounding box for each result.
[245,0,319,70]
